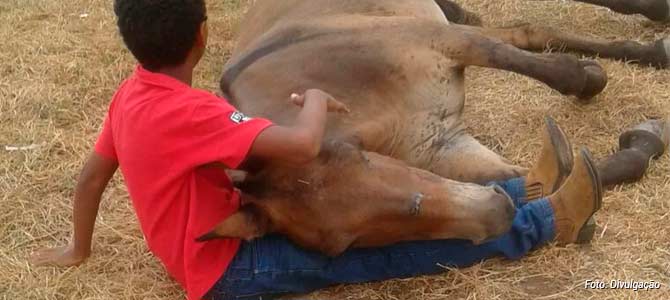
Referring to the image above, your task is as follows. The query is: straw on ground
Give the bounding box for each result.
[1,0,668,299]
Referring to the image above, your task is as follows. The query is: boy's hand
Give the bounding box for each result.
[290,89,350,113]
[30,152,117,268]
[29,243,89,267]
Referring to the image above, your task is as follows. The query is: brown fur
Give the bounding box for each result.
[201,0,668,256]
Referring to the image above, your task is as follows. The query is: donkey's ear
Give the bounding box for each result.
[196,205,269,242]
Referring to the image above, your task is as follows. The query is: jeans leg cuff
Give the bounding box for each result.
[495,177,527,207]
[530,198,556,244]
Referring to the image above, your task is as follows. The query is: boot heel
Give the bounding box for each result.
[576,217,596,244]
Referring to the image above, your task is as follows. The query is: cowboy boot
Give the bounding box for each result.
[524,116,574,202]
[549,148,603,244]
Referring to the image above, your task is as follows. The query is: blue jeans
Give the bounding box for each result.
[205,177,555,300]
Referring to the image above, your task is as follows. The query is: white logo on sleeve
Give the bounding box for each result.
[230,111,252,124]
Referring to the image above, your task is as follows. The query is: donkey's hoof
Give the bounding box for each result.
[619,118,670,158]
[576,60,608,102]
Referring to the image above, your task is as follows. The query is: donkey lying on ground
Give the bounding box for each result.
[199,0,669,256]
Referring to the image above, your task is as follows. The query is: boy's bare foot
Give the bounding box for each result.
[548,148,603,245]
[524,116,574,202]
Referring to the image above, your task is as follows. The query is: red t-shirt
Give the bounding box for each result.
[95,65,273,300]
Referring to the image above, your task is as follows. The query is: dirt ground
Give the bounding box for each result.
[1,0,669,299]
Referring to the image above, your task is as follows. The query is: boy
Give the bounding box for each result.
[30,0,346,298]
[31,1,601,299]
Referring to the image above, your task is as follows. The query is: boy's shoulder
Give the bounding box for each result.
[115,75,229,107]
[115,66,226,105]
[186,88,236,109]
[187,88,223,102]
[181,90,236,119]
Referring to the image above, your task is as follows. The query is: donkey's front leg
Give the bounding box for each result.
[597,118,669,187]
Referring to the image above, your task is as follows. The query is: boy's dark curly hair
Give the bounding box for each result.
[114,0,207,71]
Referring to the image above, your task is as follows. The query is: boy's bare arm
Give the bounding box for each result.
[247,89,349,166]
[30,152,118,267]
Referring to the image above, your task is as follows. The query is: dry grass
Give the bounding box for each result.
[1,0,669,299]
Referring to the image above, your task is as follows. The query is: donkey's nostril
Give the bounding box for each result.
[493,185,511,200]
[492,185,515,221]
